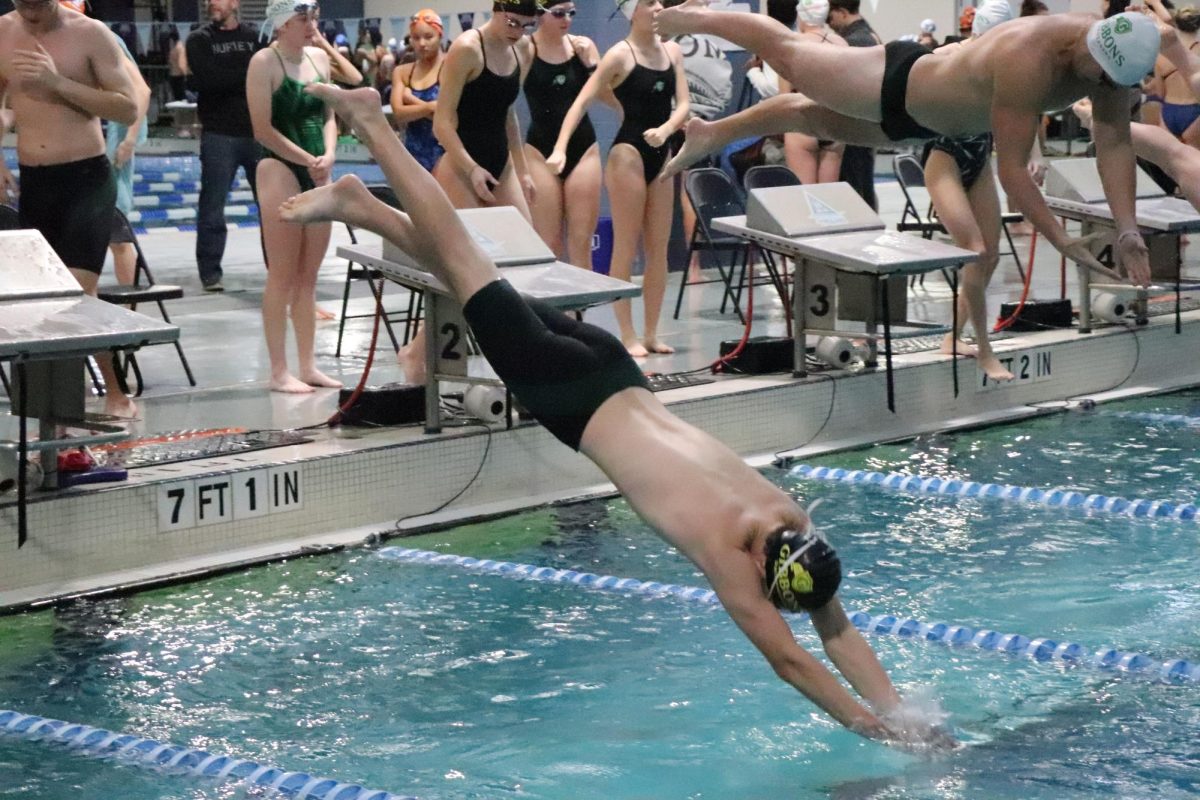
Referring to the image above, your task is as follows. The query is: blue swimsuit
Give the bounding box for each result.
[403,61,444,172]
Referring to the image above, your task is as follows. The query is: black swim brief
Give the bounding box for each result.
[18,154,116,274]
[880,40,939,143]
[461,279,650,451]
[922,133,995,191]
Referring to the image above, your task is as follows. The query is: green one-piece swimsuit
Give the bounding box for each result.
[265,46,327,192]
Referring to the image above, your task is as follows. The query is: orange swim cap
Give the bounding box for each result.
[410,9,443,37]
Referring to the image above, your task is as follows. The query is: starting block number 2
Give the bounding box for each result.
[157,466,303,532]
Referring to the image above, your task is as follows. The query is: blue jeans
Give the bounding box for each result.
[196,132,261,285]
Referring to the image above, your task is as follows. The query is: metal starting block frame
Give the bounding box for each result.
[713,183,978,411]
[0,230,179,547]
[337,206,641,433]
[1044,157,1200,333]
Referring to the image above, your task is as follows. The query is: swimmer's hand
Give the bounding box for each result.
[0,163,18,203]
[114,139,136,169]
[644,126,670,149]
[469,164,498,203]
[520,172,536,207]
[11,44,61,93]
[546,149,567,176]
[1116,230,1152,287]
[1058,232,1125,282]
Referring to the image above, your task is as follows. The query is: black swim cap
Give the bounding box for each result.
[763,528,841,612]
[494,0,540,15]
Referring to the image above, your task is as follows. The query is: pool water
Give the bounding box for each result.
[3,392,1200,799]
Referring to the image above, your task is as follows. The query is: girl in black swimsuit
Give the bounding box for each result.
[550,0,690,357]
[431,0,536,216]
[523,2,604,271]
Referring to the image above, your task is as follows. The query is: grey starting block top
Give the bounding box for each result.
[1044,157,1200,232]
[0,231,179,360]
[338,245,641,308]
[344,205,639,308]
[713,215,977,273]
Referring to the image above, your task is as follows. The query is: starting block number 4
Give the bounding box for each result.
[157,466,303,532]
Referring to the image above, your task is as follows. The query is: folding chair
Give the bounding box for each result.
[336,184,421,356]
[675,168,753,322]
[96,208,196,394]
[741,165,801,325]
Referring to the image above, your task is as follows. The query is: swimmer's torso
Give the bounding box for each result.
[582,389,807,571]
[0,11,108,165]
[907,14,1102,138]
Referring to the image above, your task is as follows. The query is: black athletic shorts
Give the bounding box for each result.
[461,279,650,450]
[19,154,116,274]
[880,41,939,143]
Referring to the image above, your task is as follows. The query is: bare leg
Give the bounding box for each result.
[663,99,892,178]
[526,144,565,257]
[110,242,137,285]
[258,160,313,394]
[606,145,651,356]
[292,221,341,388]
[70,267,137,418]
[924,150,1013,382]
[298,85,501,304]
[655,0,882,118]
[563,144,604,271]
[641,165,676,354]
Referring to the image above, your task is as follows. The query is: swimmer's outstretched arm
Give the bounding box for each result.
[1091,86,1152,286]
[704,551,896,739]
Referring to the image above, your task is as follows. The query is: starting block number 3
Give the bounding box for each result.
[157,466,303,532]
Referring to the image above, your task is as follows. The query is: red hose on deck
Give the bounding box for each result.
[327,285,386,426]
[993,229,1038,334]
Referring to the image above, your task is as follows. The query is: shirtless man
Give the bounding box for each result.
[654,3,1160,287]
[0,0,139,417]
[280,84,955,752]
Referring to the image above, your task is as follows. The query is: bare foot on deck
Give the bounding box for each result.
[662,117,719,179]
[940,335,978,358]
[280,173,375,226]
[396,341,427,385]
[270,372,316,393]
[625,340,650,358]
[644,338,676,354]
[654,0,711,39]
[315,306,336,321]
[301,369,343,389]
[978,353,1015,382]
[104,394,138,419]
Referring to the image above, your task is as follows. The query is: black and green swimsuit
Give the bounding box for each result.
[264,46,328,192]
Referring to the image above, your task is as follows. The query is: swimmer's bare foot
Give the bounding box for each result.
[978,353,1015,382]
[315,306,336,321]
[1071,99,1093,129]
[300,369,343,389]
[396,341,427,385]
[644,338,676,354]
[662,117,718,179]
[270,372,316,393]
[625,340,650,358]
[305,83,384,129]
[654,0,710,39]
[104,394,138,419]
[280,173,374,226]
[940,334,978,358]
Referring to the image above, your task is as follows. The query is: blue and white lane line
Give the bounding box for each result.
[376,547,1200,684]
[0,710,417,800]
[789,464,1200,522]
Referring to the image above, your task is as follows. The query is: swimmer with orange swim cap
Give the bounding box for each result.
[654,3,1161,290]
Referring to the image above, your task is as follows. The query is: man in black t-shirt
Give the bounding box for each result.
[186,0,263,291]
[825,0,880,210]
